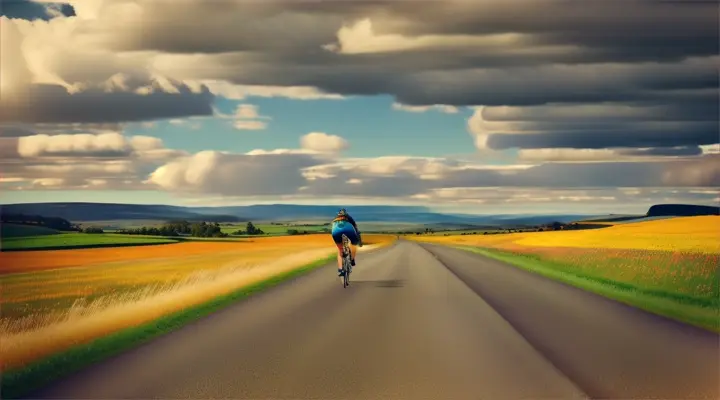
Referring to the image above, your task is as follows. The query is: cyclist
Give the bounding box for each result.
[331,208,362,277]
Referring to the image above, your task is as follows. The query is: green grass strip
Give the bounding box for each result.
[456,246,720,334]
[0,254,336,399]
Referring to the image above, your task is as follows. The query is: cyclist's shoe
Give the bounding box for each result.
[337,269,344,277]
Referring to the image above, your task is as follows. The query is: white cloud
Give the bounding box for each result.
[392,103,458,114]
[225,104,271,131]
[198,80,345,101]
[17,132,167,158]
[323,18,573,56]
[233,120,267,130]
[300,132,349,153]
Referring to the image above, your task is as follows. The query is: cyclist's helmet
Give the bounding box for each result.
[338,208,348,216]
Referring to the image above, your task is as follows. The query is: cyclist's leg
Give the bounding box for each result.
[331,230,344,275]
[346,227,360,265]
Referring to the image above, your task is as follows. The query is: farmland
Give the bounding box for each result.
[0,233,396,371]
[411,216,720,331]
[1,232,178,251]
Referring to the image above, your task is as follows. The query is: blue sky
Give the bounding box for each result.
[0,0,717,214]
[126,96,479,159]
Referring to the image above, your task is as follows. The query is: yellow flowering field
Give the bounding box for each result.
[412,216,719,301]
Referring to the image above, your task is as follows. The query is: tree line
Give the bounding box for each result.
[117,220,231,238]
[1,213,78,231]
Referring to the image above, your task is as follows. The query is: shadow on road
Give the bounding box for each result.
[350,279,405,288]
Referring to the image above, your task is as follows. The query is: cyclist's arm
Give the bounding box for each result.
[347,215,359,232]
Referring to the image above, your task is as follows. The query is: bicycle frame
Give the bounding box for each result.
[341,234,352,288]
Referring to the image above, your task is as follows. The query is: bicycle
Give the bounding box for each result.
[340,234,352,288]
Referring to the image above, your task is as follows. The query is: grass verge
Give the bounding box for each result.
[0,254,336,399]
[456,246,719,334]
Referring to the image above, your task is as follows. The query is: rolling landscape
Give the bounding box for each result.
[2,0,718,399]
[0,201,718,399]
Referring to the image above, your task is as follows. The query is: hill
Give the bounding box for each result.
[0,203,245,223]
[0,202,599,227]
[1,223,60,238]
[647,204,719,217]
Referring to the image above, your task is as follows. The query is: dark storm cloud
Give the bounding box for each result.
[0,0,75,20]
[619,146,703,157]
[485,121,719,149]
[0,84,215,124]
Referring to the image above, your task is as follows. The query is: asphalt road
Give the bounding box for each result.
[26,240,719,399]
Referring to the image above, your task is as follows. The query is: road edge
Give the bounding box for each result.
[442,244,720,334]
[0,250,345,399]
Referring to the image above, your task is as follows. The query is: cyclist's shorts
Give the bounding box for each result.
[331,221,359,246]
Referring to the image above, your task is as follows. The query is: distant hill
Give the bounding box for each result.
[647,204,719,217]
[0,203,245,223]
[1,223,60,238]
[0,202,600,227]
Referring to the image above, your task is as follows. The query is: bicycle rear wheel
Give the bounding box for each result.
[342,235,351,288]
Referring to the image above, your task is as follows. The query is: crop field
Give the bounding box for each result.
[411,216,719,330]
[220,223,328,235]
[1,232,178,251]
[0,234,396,370]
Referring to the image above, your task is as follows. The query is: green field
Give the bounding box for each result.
[1,233,178,251]
[1,224,60,238]
[221,223,329,235]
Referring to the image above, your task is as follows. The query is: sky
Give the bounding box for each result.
[0,0,718,215]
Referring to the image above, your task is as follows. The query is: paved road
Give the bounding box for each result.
[26,240,719,399]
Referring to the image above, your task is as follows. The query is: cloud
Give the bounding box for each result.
[225,104,271,131]
[392,103,458,114]
[198,80,345,101]
[517,147,703,163]
[1,131,186,190]
[147,150,323,196]
[467,100,718,151]
[142,148,719,203]
[662,155,720,187]
[1,15,215,124]
[300,132,349,153]
[16,132,168,158]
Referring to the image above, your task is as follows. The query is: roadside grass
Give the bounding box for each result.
[457,246,719,333]
[0,254,336,400]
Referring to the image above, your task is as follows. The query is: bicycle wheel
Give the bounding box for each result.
[342,235,351,288]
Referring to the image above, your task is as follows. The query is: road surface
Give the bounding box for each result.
[25,240,719,399]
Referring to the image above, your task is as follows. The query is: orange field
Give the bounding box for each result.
[0,234,395,370]
[0,234,394,275]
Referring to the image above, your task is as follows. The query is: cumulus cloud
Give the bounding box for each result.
[16,133,167,158]
[147,150,323,196]
[300,132,349,153]
[0,14,215,124]
[3,0,718,208]
[1,131,186,190]
[216,104,272,131]
[142,150,719,200]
